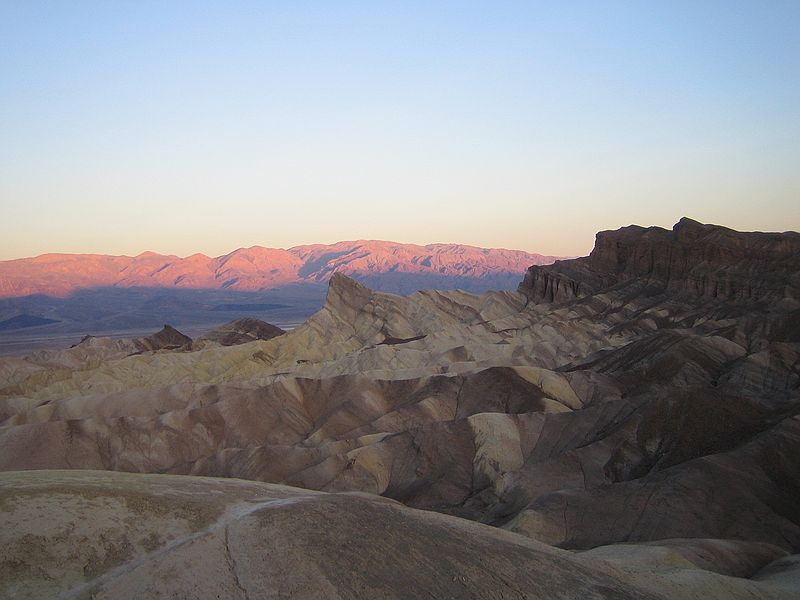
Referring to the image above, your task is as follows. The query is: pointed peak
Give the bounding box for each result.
[136,324,193,350]
[329,271,369,291]
[324,271,373,312]
[673,217,705,232]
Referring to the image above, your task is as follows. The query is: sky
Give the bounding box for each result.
[1,1,798,260]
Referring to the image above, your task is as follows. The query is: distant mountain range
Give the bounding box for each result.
[0,240,561,298]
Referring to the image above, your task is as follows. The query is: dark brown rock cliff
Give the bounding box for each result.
[520,217,800,303]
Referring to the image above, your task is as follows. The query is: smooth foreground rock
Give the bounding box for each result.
[0,470,796,600]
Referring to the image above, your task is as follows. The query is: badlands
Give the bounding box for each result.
[1,218,799,599]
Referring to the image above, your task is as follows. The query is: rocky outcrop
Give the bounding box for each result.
[517,258,597,303]
[133,324,193,352]
[520,217,800,303]
[199,318,285,347]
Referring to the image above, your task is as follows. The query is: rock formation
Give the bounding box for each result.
[519,217,800,303]
[198,317,286,347]
[9,470,799,600]
[0,218,798,598]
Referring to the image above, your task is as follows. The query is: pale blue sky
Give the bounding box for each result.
[1,1,798,259]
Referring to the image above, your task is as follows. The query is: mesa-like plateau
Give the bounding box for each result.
[1,218,799,599]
